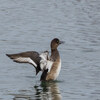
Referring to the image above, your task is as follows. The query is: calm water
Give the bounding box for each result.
[0,0,100,100]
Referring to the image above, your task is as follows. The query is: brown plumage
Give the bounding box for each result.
[6,51,41,75]
[6,38,64,81]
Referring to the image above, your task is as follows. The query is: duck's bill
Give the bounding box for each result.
[59,41,65,44]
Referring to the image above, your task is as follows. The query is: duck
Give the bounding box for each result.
[6,38,64,81]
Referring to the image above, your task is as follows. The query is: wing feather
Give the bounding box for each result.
[13,57,37,67]
[6,50,52,76]
[6,51,41,74]
[39,51,53,72]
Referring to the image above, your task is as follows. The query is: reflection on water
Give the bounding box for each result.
[13,81,62,100]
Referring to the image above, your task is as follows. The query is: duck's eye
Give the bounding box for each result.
[56,40,59,44]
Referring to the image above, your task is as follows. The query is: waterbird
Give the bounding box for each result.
[6,38,64,81]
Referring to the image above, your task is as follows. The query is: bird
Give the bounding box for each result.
[6,38,64,81]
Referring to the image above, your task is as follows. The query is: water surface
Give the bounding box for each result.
[0,0,100,100]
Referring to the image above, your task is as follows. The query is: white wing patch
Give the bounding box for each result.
[14,57,37,67]
[46,60,53,72]
[40,60,47,70]
[39,51,49,60]
[39,51,53,72]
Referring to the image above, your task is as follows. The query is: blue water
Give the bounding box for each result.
[0,0,100,100]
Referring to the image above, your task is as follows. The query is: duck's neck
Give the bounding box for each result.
[51,48,60,61]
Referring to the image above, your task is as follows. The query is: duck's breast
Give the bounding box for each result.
[46,59,61,80]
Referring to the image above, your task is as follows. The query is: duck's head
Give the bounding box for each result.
[51,38,64,50]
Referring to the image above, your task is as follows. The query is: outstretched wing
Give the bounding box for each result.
[6,51,41,75]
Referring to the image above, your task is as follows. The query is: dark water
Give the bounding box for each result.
[0,0,100,100]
